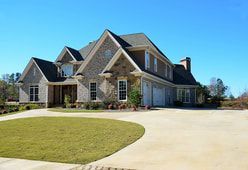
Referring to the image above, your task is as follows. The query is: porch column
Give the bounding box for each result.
[60,85,62,104]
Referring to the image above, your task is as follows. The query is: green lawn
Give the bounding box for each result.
[0,117,144,164]
[0,110,24,117]
[48,108,104,113]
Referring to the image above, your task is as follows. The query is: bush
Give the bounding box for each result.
[103,98,116,109]
[174,101,183,107]
[25,104,40,110]
[128,88,141,107]
[221,99,248,109]
[64,95,71,108]
[19,104,40,111]
[83,102,103,110]
[196,103,204,108]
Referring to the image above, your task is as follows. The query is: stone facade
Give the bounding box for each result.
[19,63,48,104]
[77,35,119,102]
[106,54,140,101]
[18,31,198,107]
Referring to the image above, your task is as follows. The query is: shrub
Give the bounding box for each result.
[196,103,204,108]
[19,104,40,111]
[25,104,40,110]
[103,98,116,109]
[128,88,141,107]
[64,95,71,108]
[174,101,183,107]
[220,99,248,109]
[83,102,103,110]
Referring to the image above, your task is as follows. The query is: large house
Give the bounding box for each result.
[17,29,198,107]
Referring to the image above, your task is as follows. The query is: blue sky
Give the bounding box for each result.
[0,0,247,96]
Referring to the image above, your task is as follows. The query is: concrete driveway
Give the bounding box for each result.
[1,109,248,170]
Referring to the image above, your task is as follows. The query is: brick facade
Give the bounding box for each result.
[77,35,119,102]
[19,63,48,105]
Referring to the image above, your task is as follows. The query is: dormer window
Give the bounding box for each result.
[145,50,150,70]
[61,64,73,77]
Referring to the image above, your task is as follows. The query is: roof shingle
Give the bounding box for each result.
[173,64,197,85]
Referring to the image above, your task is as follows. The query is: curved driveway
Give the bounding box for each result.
[1,109,248,170]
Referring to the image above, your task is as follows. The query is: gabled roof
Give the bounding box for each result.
[79,41,97,59]
[173,64,197,85]
[76,29,140,74]
[32,58,58,82]
[77,31,171,62]
[18,57,57,83]
[66,46,84,61]
[55,46,83,62]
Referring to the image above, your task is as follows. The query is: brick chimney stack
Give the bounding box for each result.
[180,57,191,72]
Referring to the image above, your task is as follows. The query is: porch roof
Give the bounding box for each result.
[47,78,78,85]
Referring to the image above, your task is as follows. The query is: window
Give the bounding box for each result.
[145,50,150,70]
[167,65,171,79]
[61,64,73,77]
[154,58,157,72]
[164,65,167,77]
[104,49,112,58]
[33,68,36,76]
[89,82,97,101]
[118,80,127,101]
[29,85,39,102]
[177,89,190,103]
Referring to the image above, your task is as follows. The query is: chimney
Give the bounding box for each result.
[180,57,191,72]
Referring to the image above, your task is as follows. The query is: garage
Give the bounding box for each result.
[153,85,165,106]
[142,80,151,106]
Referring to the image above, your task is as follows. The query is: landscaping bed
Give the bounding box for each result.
[0,117,144,164]
[0,103,42,116]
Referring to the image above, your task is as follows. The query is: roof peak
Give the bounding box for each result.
[119,32,145,37]
[32,57,53,63]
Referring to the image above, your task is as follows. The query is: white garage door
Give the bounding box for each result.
[142,81,151,106]
[153,86,165,106]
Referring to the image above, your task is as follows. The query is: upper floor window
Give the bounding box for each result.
[154,58,157,72]
[61,64,73,77]
[29,85,39,102]
[145,50,150,70]
[89,82,97,101]
[33,68,36,76]
[104,49,112,58]
[177,89,190,103]
[164,65,167,77]
[167,65,171,79]
[118,80,127,101]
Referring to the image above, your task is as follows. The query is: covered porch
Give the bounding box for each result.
[47,81,77,106]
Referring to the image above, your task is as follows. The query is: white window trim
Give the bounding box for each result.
[145,50,150,70]
[118,79,127,101]
[29,84,39,102]
[89,82,97,101]
[177,89,191,103]
[61,64,73,77]
[154,57,157,72]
